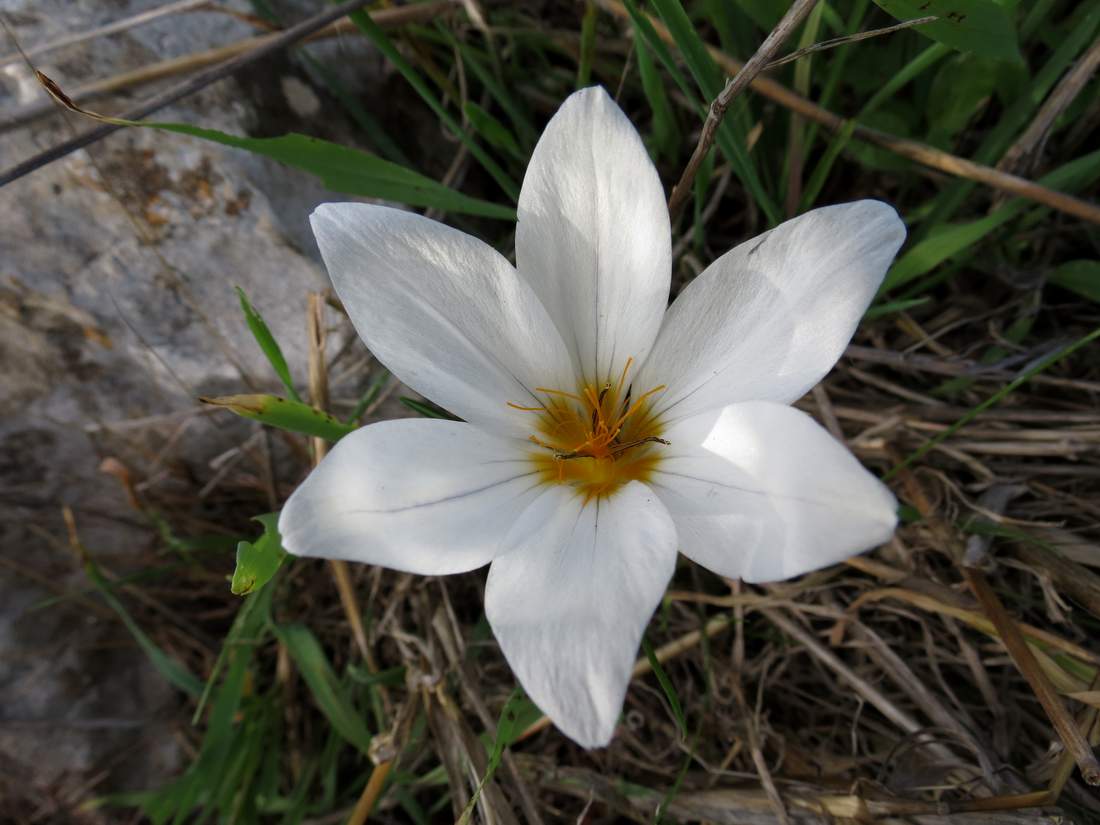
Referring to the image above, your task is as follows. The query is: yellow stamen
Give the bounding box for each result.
[507,359,668,500]
[612,384,666,431]
[616,356,634,394]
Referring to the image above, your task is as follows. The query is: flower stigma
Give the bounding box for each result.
[509,358,669,501]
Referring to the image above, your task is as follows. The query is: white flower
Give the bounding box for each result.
[279,87,906,748]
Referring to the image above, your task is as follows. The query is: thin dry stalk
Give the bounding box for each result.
[345,761,392,825]
[963,567,1100,786]
[0,0,211,67]
[0,0,373,186]
[667,0,820,218]
[998,34,1100,175]
[0,2,454,133]
[306,296,393,825]
[733,681,791,825]
[763,15,937,70]
[599,0,1100,226]
[759,606,945,749]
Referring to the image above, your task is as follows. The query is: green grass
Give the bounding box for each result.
[39,0,1100,821]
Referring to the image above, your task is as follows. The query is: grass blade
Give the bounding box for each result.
[35,75,516,219]
[636,33,681,160]
[236,287,301,402]
[457,687,526,825]
[346,8,520,202]
[274,623,375,755]
[200,394,356,441]
[577,1,599,88]
[80,551,203,697]
[646,0,783,225]
[642,636,687,737]
[1049,261,1100,304]
[886,325,1100,479]
[399,396,461,420]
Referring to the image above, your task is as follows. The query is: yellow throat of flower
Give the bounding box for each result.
[509,358,667,501]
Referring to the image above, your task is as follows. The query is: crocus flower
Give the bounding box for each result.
[279,87,905,748]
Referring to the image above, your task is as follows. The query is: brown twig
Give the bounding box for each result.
[600,0,1100,226]
[762,15,937,71]
[0,2,453,133]
[308,293,394,819]
[307,295,377,673]
[997,34,1100,175]
[666,0,820,219]
[0,0,371,187]
[732,681,790,825]
[0,0,211,67]
[963,566,1100,786]
[759,606,929,740]
[345,761,392,825]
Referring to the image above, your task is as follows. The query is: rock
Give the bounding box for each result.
[0,0,398,814]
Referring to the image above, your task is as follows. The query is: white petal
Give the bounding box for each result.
[649,402,896,583]
[516,87,671,386]
[311,203,575,438]
[278,419,543,575]
[486,482,677,747]
[637,201,905,422]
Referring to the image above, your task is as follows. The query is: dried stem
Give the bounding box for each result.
[0,0,211,67]
[345,761,392,825]
[963,566,1100,786]
[0,2,452,133]
[998,34,1100,175]
[0,0,373,187]
[762,15,937,71]
[600,0,1100,226]
[308,293,395,820]
[667,0,820,219]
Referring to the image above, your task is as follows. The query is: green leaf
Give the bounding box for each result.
[49,90,514,219]
[636,36,681,161]
[230,513,286,596]
[847,106,917,173]
[643,637,687,737]
[274,623,374,755]
[646,0,783,225]
[1049,260,1100,304]
[918,3,1100,231]
[865,296,931,319]
[735,0,788,29]
[577,0,599,88]
[926,53,1000,138]
[345,8,520,202]
[346,369,392,424]
[200,394,356,441]
[883,148,1100,294]
[871,0,1021,62]
[144,128,515,220]
[882,211,1013,293]
[445,33,538,151]
[462,101,522,158]
[623,0,701,105]
[235,287,301,402]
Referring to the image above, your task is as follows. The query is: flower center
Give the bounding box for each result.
[508,358,668,501]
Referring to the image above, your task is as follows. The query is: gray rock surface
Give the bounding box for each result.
[0,1,398,816]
